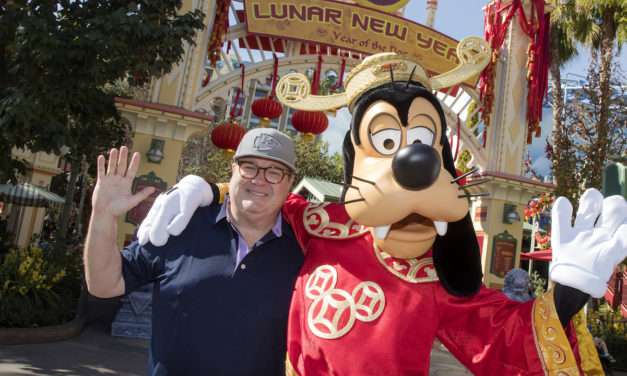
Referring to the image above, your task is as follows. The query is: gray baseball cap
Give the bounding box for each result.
[234,128,297,172]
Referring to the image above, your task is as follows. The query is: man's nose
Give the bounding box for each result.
[250,172,269,185]
[391,143,441,190]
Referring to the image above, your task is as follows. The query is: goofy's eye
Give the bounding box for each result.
[407,127,435,146]
[371,128,401,155]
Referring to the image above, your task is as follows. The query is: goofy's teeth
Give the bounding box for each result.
[434,221,448,236]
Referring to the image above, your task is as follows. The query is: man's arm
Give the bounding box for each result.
[84,147,154,298]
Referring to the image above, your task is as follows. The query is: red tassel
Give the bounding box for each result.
[270,54,279,99]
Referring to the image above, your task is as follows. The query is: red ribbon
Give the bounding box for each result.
[229,64,245,119]
[312,54,323,95]
[270,54,279,99]
[333,58,347,92]
[479,0,549,144]
[453,117,461,162]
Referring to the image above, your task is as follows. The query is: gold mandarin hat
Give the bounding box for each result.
[276,37,491,113]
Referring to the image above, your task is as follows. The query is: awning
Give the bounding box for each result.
[0,183,65,208]
[520,249,552,262]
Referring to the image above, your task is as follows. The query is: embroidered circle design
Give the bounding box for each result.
[352,282,385,322]
[305,265,386,340]
[305,265,338,299]
[307,288,356,340]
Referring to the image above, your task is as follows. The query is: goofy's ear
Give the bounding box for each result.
[342,131,355,200]
[432,213,483,297]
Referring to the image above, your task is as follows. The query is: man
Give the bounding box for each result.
[84,128,304,375]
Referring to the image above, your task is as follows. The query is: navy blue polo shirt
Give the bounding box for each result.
[121,203,304,376]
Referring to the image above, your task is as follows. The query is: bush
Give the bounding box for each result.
[0,245,82,328]
[588,302,627,370]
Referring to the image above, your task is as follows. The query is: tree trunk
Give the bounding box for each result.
[588,11,615,190]
[549,56,575,202]
[75,156,88,241]
[54,158,80,254]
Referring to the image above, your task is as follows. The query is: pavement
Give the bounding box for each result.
[1,322,626,376]
[0,322,148,376]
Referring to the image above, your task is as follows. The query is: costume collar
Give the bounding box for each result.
[373,244,439,284]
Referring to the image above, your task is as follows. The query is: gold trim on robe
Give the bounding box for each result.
[572,310,604,375]
[532,289,580,376]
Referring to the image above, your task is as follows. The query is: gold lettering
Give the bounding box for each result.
[288,5,307,21]
[308,6,324,23]
[270,4,288,19]
[325,8,342,25]
[433,40,446,57]
[385,23,407,41]
[253,3,270,19]
[352,13,369,32]
[370,18,384,33]
[446,48,459,64]
[415,32,432,49]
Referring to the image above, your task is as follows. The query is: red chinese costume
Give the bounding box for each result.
[281,196,581,375]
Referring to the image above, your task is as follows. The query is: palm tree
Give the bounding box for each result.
[569,0,626,189]
[548,0,579,201]
[548,0,626,200]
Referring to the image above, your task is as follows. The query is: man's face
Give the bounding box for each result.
[229,157,294,217]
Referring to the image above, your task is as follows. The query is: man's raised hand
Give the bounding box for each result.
[92,147,155,218]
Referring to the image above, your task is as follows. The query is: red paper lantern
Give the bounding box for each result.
[211,120,246,153]
[251,97,282,127]
[291,110,328,141]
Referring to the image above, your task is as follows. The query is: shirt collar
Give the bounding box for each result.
[216,195,283,237]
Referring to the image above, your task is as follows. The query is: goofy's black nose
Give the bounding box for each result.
[392,143,441,190]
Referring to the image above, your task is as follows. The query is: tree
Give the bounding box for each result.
[568,0,626,194]
[1,1,205,251]
[548,0,580,200]
[293,137,344,185]
[548,0,626,202]
[558,62,626,201]
[0,1,204,179]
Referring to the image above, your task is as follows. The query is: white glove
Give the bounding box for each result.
[549,188,627,298]
[137,175,214,246]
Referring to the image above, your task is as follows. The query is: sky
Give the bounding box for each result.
[322,0,626,168]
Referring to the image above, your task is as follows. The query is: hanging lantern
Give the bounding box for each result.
[251,54,283,128]
[251,97,282,127]
[291,110,328,142]
[211,120,246,156]
[291,54,328,141]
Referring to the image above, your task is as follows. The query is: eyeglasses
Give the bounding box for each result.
[236,160,292,184]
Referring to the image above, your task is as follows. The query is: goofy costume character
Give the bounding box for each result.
[137,37,627,375]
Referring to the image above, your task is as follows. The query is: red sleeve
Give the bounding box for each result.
[282,193,311,253]
[434,285,546,375]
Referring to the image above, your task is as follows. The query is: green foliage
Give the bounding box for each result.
[587,302,627,368]
[179,128,232,183]
[0,245,82,327]
[528,270,547,298]
[0,0,205,181]
[294,136,344,185]
[465,101,479,130]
